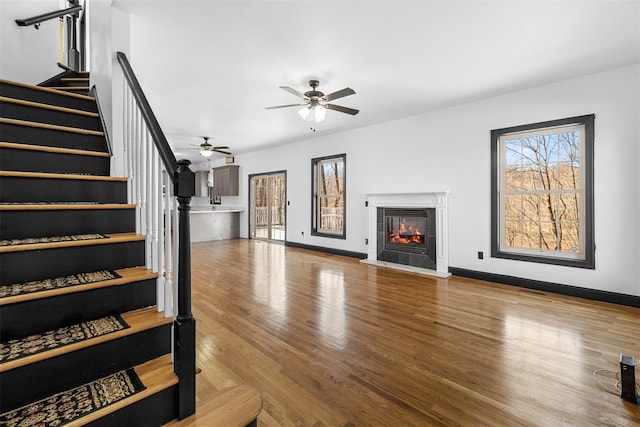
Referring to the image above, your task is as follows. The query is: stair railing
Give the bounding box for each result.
[116,51,196,420]
[15,0,83,70]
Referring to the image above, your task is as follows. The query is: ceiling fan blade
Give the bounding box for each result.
[279,86,307,100]
[326,104,359,115]
[212,146,229,150]
[214,149,232,155]
[324,87,355,102]
[265,103,307,110]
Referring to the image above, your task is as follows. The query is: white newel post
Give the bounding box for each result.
[365,192,450,278]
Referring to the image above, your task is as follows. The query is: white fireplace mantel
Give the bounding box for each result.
[363,192,451,278]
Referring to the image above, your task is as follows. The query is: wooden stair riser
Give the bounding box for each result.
[1,278,157,339]
[0,240,145,284]
[0,80,97,112]
[0,121,107,152]
[0,208,135,240]
[1,324,172,413]
[0,176,127,204]
[0,100,102,131]
[86,385,178,427]
[0,146,110,175]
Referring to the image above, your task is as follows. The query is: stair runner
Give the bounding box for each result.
[0,74,179,425]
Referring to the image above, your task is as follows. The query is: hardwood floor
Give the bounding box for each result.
[182,239,640,426]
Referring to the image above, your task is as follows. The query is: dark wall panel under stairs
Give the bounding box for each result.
[1,324,172,413]
[0,240,145,284]
[0,278,156,339]
[0,207,135,240]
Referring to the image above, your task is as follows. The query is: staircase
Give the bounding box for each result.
[0,77,179,425]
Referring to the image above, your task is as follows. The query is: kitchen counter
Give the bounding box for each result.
[190,207,244,213]
[189,207,242,242]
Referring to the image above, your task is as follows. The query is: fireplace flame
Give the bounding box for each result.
[388,219,424,244]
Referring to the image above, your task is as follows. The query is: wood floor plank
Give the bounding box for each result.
[186,239,640,426]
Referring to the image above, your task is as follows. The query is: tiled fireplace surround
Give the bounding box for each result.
[363,192,451,278]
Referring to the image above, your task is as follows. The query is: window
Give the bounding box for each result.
[491,115,594,268]
[312,154,346,238]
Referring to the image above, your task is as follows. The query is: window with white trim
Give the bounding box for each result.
[491,115,594,268]
[312,154,346,238]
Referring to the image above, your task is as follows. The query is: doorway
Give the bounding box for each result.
[249,171,286,241]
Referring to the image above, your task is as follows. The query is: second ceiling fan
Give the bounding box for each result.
[192,137,231,157]
[265,79,359,123]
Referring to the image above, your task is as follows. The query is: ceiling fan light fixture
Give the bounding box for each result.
[313,104,327,122]
[199,149,214,157]
[298,104,326,123]
[298,106,310,121]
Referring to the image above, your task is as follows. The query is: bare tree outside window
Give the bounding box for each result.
[312,155,346,238]
[491,115,594,269]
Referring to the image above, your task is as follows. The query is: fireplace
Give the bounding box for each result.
[364,192,450,278]
[377,208,436,269]
[385,208,428,251]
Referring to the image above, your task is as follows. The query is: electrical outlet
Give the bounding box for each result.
[477,251,484,259]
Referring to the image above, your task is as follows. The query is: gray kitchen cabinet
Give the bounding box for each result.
[213,165,239,196]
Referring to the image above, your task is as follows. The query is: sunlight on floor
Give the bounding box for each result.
[317,270,347,350]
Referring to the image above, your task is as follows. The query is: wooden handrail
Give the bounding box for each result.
[116,52,179,180]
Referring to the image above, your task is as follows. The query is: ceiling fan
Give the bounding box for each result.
[190,137,231,157]
[265,79,359,123]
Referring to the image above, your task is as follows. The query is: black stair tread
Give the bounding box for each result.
[48,86,91,91]
[1,78,94,101]
[0,232,144,254]
[0,266,156,306]
[0,202,134,210]
[0,307,171,373]
[66,355,177,427]
[0,117,104,136]
[0,170,126,181]
[0,141,108,157]
[0,96,99,118]
[0,355,177,427]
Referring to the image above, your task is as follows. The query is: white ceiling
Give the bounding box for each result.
[113,0,640,165]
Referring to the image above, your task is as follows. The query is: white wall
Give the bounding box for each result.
[0,0,62,83]
[87,0,130,176]
[233,65,640,297]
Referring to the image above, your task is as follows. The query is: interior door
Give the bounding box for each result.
[249,172,286,241]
